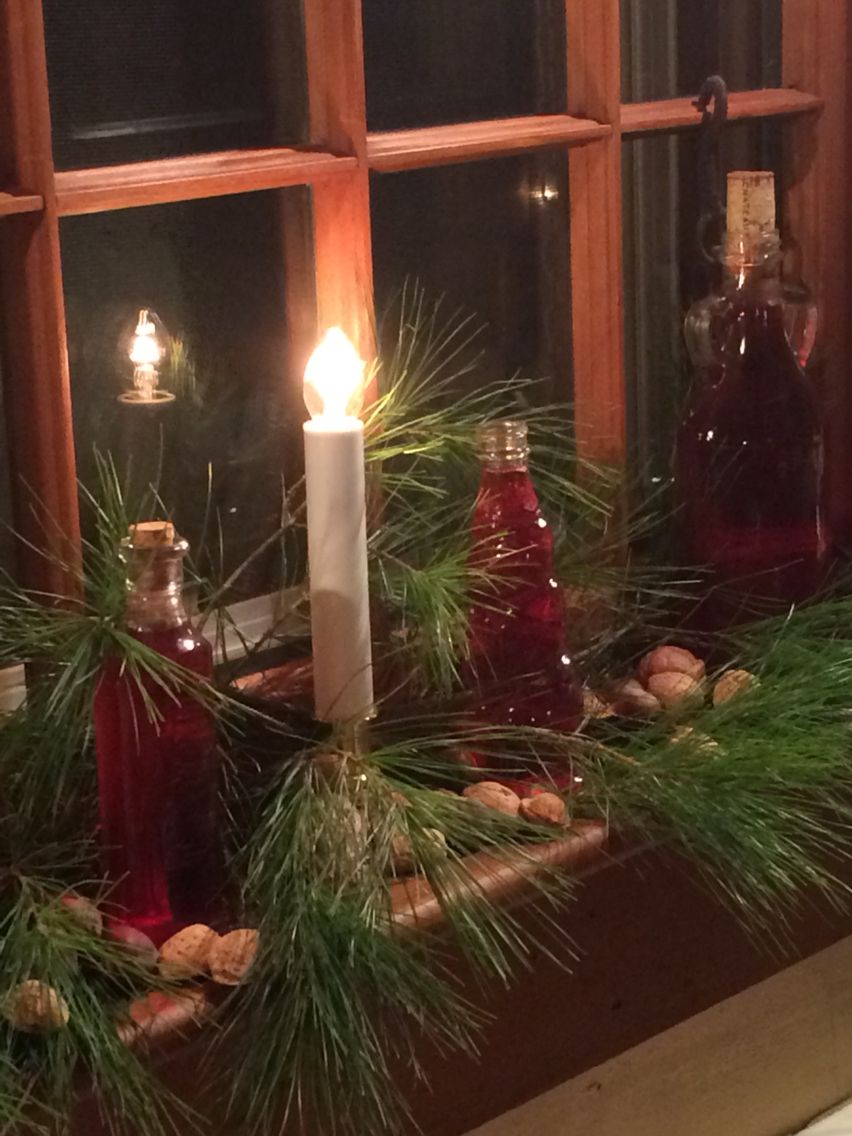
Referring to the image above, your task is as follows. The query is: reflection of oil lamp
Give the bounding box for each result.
[119,308,175,404]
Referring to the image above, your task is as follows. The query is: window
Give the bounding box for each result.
[371,152,572,405]
[0,0,848,602]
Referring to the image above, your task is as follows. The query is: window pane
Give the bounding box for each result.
[364,1,566,132]
[44,1,306,170]
[61,189,310,599]
[371,153,571,404]
[621,0,782,102]
[622,120,784,485]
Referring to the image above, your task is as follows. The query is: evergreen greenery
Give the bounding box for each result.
[0,288,849,1133]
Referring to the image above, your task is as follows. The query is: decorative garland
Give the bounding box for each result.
[1,290,851,1135]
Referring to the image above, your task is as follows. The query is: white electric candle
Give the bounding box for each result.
[303,328,374,723]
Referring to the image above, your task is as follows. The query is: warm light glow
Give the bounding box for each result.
[304,327,365,420]
[129,310,163,367]
[528,183,560,205]
[119,308,174,405]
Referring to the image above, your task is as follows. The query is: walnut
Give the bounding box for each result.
[519,793,566,826]
[158,924,219,980]
[612,678,662,718]
[646,672,702,709]
[713,669,758,706]
[638,645,705,686]
[462,781,521,817]
[3,980,69,1032]
[126,989,207,1040]
[60,895,103,936]
[669,725,721,755]
[583,689,615,720]
[107,923,159,970]
[209,929,259,987]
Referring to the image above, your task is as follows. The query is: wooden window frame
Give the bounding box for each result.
[0,0,847,594]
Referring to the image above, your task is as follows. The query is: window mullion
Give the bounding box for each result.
[302,0,375,361]
[565,0,626,466]
[0,0,81,594]
[783,0,851,537]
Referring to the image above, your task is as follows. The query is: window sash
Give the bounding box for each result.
[0,0,846,593]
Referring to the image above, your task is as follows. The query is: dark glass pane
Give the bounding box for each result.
[61,189,310,599]
[364,1,566,131]
[622,120,784,483]
[371,153,571,404]
[44,1,306,169]
[621,0,782,101]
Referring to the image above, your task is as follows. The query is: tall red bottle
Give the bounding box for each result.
[468,420,583,736]
[94,521,223,943]
[677,173,829,624]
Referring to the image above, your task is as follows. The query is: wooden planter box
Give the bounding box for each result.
[66,660,852,1133]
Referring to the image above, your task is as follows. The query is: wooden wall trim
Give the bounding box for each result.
[0,0,81,593]
[565,0,626,466]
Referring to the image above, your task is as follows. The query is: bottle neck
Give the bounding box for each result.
[125,549,189,632]
[724,228,783,301]
[481,453,530,475]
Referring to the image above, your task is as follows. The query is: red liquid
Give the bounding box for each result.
[94,624,223,943]
[677,300,828,625]
[468,466,583,735]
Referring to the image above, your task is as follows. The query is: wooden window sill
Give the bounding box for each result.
[70,838,852,1136]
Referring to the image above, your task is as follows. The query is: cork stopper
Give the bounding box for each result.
[726,171,778,263]
[127,521,177,549]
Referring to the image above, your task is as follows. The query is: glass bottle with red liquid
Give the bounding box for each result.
[677,171,829,626]
[466,421,583,785]
[94,521,223,943]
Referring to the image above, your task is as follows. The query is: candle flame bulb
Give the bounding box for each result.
[119,308,175,405]
[303,327,365,420]
[129,311,163,367]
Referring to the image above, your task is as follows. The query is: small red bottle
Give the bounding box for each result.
[94,522,223,942]
[677,173,829,624]
[467,420,583,740]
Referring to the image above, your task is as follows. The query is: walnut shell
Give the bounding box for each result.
[462,781,521,817]
[612,678,662,717]
[107,923,159,970]
[583,689,615,720]
[60,895,103,936]
[519,793,566,826]
[209,929,259,987]
[669,725,721,755]
[646,671,702,709]
[3,980,69,1032]
[158,924,219,980]
[124,989,207,1043]
[638,645,705,686]
[713,669,758,706]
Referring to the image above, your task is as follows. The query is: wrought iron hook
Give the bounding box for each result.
[694,75,730,267]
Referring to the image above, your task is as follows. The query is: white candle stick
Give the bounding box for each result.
[303,328,374,724]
